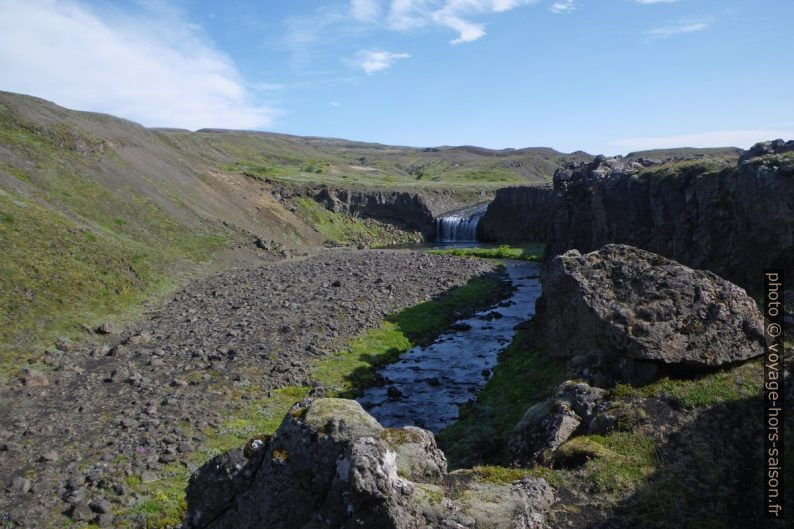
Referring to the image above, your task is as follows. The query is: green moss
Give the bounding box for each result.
[431,243,545,262]
[380,427,423,446]
[437,323,568,468]
[611,359,763,409]
[579,432,657,494]
[126,463,190,528]
[294,197,422,246]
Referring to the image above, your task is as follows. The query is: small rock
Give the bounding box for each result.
[8,477,31,494]
[40,450,59,463]
[70,501,94,522]
[95,322,122,335]
[386,386,403,399]
[89,497,112,514]
[140,471,158,483]
[20,368,49,387]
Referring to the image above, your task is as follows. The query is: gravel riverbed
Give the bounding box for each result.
[0,250,500,528]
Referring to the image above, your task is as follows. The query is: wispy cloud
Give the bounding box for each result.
[0,0,276,130]
[351,0,382,21]
[646,19,710,38]
[612,130,794,151]
[377,1,539,45]
[352,49,411,74]
[550,1,577,14]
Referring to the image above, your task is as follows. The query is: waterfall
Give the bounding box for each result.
[435,203,488,242]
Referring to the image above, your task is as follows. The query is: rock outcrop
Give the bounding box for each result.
[272,182,494,239]
[478,185,554,242]
[540,245,765,379]
[509,381,606,465]
[479,141,794,293]
[184,398,556,529]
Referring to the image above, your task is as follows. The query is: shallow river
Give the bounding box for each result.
[357,260,542,432]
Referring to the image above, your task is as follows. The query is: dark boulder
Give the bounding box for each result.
[541,244,765,373]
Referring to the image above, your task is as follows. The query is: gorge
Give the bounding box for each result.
[0,92,791,529]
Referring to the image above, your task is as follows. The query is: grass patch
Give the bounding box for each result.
[470,465,566,488]
[0,113,230,375]
[431,243,544,262]
[579,432,658,494]
[437,322,568,468]
[611,359,763,409]
[294,197,421,246]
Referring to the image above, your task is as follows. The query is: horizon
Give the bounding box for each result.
[1,0,793,155]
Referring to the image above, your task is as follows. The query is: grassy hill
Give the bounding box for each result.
[0,91,592,371]
[0,90,747,373]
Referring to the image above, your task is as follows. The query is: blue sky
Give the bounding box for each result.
[1,0,793,154]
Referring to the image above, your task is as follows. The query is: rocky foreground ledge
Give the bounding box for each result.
[185,398,555,529]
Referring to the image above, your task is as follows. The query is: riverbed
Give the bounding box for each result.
[357,259,542,432]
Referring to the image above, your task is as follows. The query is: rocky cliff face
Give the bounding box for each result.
[478,185,554,242]
[480,140,794,292]
[273,182,493,239]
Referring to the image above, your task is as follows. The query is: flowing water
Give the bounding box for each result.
[356,260,542,432]
[435,203,489,242]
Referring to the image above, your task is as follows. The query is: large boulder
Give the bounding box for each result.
[184,398,555,529]
[541,244,764,371]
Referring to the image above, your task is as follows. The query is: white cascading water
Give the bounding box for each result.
[435,203,488,242]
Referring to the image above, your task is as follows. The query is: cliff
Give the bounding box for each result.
[479,140,794,292]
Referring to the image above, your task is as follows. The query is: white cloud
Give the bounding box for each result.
[646,19,709,38]
[330,101,342,107]
[0,0,276,130]
[550,1,577,14]
[382,0,538,44]
[612,130,794,151]
[353,49,411,74]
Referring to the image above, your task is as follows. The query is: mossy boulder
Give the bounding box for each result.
[185,398,556,529]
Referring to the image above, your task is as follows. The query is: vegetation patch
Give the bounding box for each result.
[294,197,422,247]
[431,243,544,262]
[610,358,763,409]
[576,432,658,494]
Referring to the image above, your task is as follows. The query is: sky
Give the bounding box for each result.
[1,0,793,155]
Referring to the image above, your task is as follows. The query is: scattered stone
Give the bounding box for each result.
[8,477,31,494]
[19,368,49,387]
[89,497,112,514]
[69,501,94,522]
[95,322,122,335]
[40,450,59,463]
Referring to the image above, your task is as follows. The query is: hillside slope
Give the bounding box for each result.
[0,92,327,366]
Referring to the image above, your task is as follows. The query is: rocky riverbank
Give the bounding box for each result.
[180,244,791,529]
[0,251,502,528]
